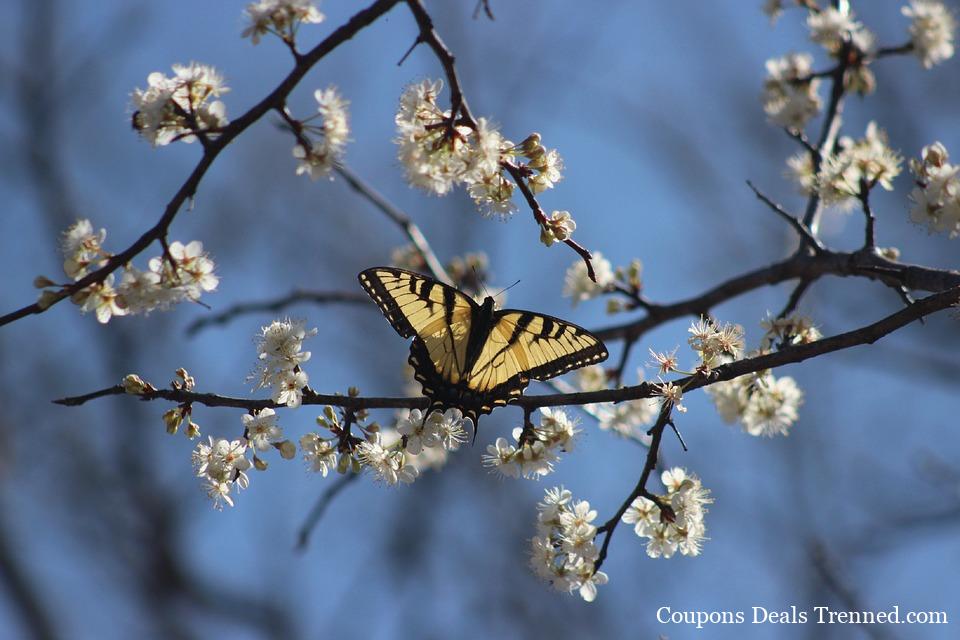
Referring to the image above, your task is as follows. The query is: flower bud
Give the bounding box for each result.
[163,408,183,434]
[277,440,297,459]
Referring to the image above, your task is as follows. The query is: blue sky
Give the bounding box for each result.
[1,1,959,638]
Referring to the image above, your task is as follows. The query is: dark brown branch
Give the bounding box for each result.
[594,402,673,570]
[334,164,453,285]
[503,161,597,282]
[803,40,849,236]
[404,0,478,128]
[858,177,876,249]
[186,290,369,336]
[295,474,360,551]
[55,286,960,411]
[593,248,960,343]
[0,0,403,328]
[778,278,812,319]
[746,180,824,253]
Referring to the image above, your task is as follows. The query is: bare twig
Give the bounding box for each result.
[858,177,876,249]
[295,474,360,551]
[0,0,403,328]
[186,290,369,336]
[334,164,453,285]
[595,402,674,570]
[746,180,824,253]
[778,279,812,319]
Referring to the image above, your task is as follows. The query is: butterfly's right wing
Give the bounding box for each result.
[358,267,475,384]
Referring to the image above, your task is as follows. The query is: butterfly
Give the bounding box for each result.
[358,267,609,433]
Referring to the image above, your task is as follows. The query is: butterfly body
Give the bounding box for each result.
[359,267,608,427]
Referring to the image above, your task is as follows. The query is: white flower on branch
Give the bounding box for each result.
[539,210,577,247]
[242,408,284,451]
[529,486,607,602]
[243,0,324,45]
[357,433,419,485]
[192,436,253,509]
[909,141,960,237]
[481,408,578,479]
[785,151,816,195]
[807,6,872,55]
[817,121,902,208]
[707,367,803,437]
[299,432,338,476]
[76,275,127,324]
[562,252,613,306]
[903,0,956,69]
[131,63,229,146]
[761,52,822,131]
[293,86,350,180]
[61,219,107,280]
[760,312,822,350]
[621,467,712,559]
[250,318,316,406]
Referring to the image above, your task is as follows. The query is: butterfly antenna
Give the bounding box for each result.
[493,279,521,301]
[472,265,493,300]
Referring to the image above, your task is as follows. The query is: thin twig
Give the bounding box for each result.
[594,402,674,570]
[186,290,369,336]
[295,474,360,551]
[746,180,823,253]
[858,177,876,249]
[778,279,812,319]
[334,164,453,285]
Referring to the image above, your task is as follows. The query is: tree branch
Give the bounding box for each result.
[592,249,960,343]
[185,290,369,336]
[746,180,824,253]
[334,164,453,285]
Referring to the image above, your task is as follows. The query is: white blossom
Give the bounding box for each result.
[817,121,902,208]
[192,436,252,509]
[620,467,712,559]
[562,253,613,305]
[61,219,106,280]
[242,408,283,451]
[299,432,338,476]
[707,369,803,436]
[242,0,324,45]
[78,275,127,324]
[357,434,418,485]
[761,53,821,130]
[903,0,956,68]
[131,63,229,146]
[529,487,607,602]
[908,141,960,237]
[540,210,577,247]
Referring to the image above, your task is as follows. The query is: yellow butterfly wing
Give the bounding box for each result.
[358,267,473,384]
[466,311,609,394]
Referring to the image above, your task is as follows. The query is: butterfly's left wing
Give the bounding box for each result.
[358,267,475,384]
[465,311,609,397]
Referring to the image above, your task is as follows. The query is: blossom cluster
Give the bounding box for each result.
[529,487,607,602]
[909,141,960,237]
[192,436,253,509]
[761,52,822,130]
[621,467,712,559]
[293,86,350,180]
[44,219,219,323]
[562,253,614,306]
[131,63,229,146]
[760,312,822,350]
[687,316,745,371]
[299,406,470,485]
[482,408,579,478]
[707,368,803,437]
[394,79,566,221]
[242,0,324,45]
[250,319,317,408]
[903,0,957,69]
